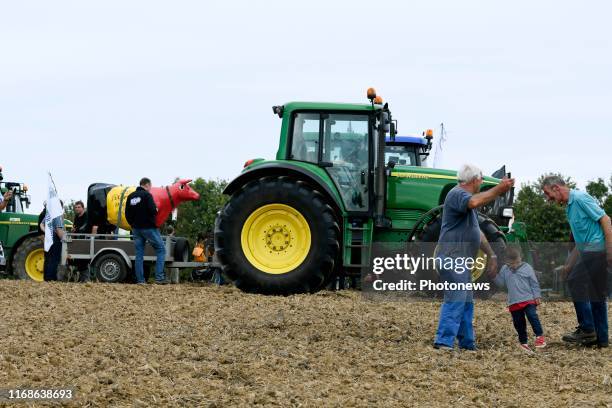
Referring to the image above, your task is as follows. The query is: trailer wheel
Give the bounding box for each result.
[174,238,190,262]
[94,253,128,283]
[215,176,339,295]
[12,235,45,281]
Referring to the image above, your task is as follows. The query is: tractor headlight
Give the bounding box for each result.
[502,208,514,218]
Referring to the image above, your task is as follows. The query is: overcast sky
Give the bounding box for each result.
[1,0,610,211]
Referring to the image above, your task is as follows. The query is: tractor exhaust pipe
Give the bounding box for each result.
[374,105,391,228]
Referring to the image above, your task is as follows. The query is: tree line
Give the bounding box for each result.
[514,174,612,242]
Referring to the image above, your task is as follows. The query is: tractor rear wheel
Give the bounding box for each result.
[12,235,45,281]
[215,176,340,295]
[420,213,506,295]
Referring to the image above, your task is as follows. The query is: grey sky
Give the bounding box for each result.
[1,0,610,211]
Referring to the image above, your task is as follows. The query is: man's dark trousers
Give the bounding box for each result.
[43,242,61,281]
[567,251,609,344]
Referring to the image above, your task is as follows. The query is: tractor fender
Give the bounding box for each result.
[223,163,344,216]
[7,231,42,273]
[438,183,456,205]
[91,247,132,270]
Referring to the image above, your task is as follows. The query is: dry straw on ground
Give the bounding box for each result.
[0,281,610,407]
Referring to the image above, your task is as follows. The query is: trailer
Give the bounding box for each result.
[61,233,211,283]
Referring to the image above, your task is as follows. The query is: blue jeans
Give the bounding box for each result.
[133,228,166,283]
[434,266,475,349]
[510,304,543,344]
[435,301,475,349]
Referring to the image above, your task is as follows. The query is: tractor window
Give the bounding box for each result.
[322,114,370,211]
[385,145,417,166]
[12,196,24,213]
[290,113,320,163]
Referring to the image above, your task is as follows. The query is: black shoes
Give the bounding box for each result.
[583,339,609,348]
[154,279,170,285]
[562,327,597,344]
[433,344,454,352]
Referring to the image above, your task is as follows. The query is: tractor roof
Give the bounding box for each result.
[386,135,428,146]
[283,101,381,113]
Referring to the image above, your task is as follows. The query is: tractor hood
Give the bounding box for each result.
[388,165,514,227]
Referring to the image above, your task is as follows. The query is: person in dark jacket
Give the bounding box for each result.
[125,177,167,284]
[71,200,92,282]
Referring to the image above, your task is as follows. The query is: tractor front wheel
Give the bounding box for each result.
[215,177,340,295]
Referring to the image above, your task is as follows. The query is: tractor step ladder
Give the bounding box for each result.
[342,218,373,269]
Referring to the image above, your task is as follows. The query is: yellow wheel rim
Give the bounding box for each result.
[25,248,45,282]
[432,246,488,283]
[471,249,487,282]
[241,203,311,274]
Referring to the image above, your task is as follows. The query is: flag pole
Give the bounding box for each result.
[48,171,59,194]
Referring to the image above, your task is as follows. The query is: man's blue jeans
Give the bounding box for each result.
[434,266,475,349]
[133,228,166,283]
[435,300,475,349]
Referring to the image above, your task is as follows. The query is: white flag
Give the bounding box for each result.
[433,123,447,168]
[44,173,64,251]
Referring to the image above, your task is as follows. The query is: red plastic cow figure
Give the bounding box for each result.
[150,179,200,227]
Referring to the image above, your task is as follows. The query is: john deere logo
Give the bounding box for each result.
[391,172,436,179]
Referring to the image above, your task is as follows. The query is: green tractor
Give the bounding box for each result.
[0,169,72,281]
[215,89,527,295]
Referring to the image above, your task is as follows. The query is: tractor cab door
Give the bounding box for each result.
[290,112,371,213]
[320,113,371,213]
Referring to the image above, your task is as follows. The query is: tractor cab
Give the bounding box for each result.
[385,135,432,167]
[268,90,394,216]
[0,168,31,214]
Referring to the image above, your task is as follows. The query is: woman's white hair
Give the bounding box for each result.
[457,163,483,184]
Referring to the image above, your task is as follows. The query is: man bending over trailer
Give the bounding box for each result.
[126,177,168,285]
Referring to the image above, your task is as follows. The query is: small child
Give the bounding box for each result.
[489,246,546,353]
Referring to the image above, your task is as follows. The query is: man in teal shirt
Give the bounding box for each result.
[542,175,612,348]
